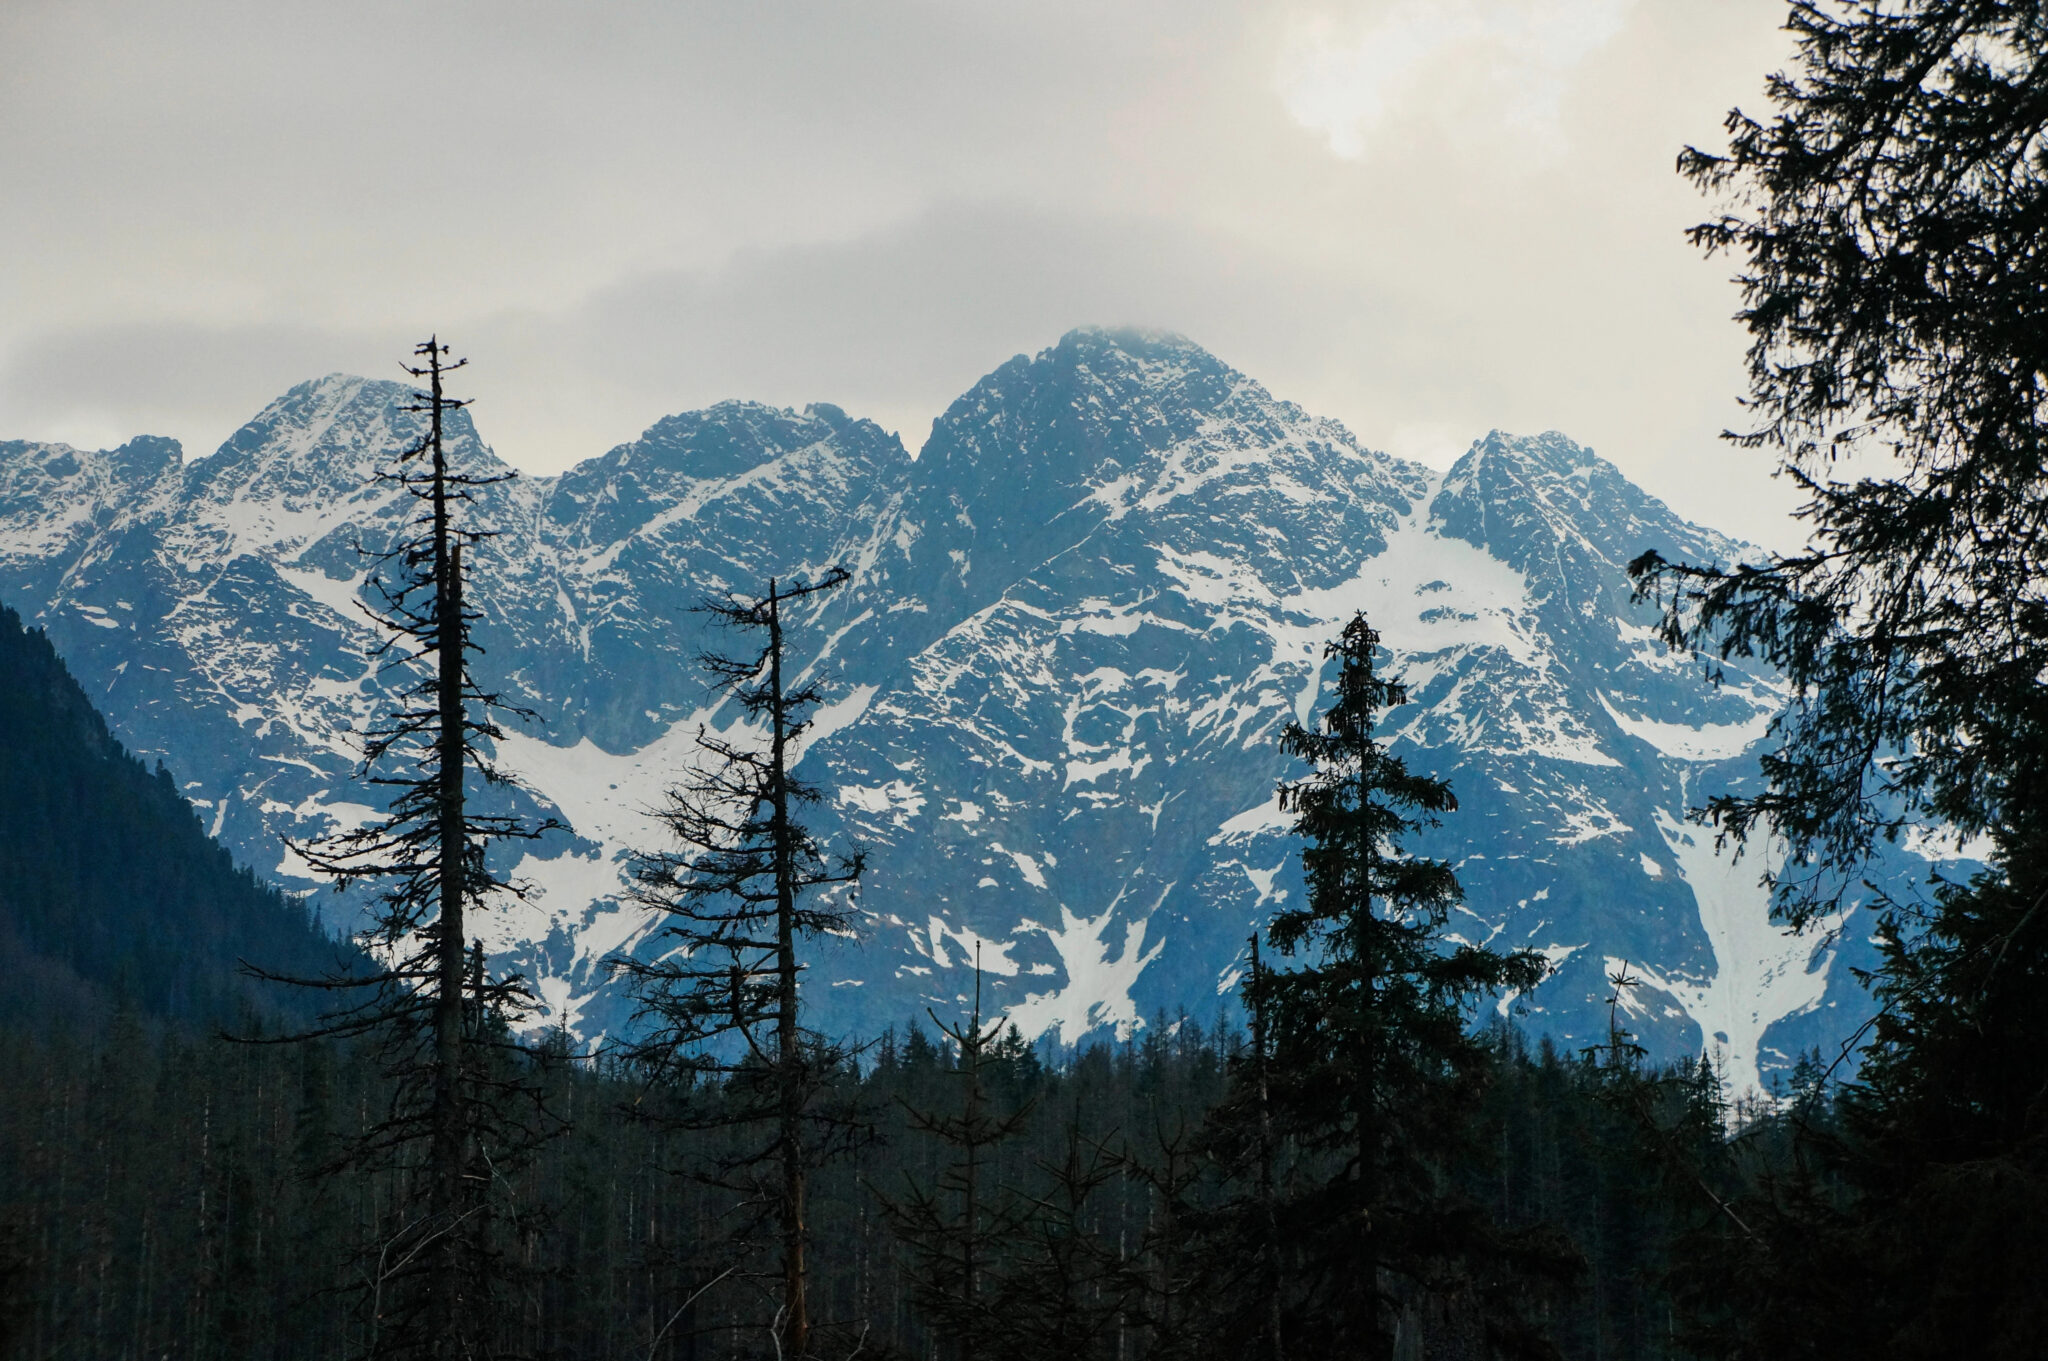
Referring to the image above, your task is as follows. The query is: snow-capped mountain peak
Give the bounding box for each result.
[0,331,1936,1095]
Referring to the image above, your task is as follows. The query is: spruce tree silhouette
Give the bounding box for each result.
[879,953,1037,1361]
[1633,6,2048,1353]
[1246,612,1547,1360]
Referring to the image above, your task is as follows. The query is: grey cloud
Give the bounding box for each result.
[0,321,391,455]
[521,203,1405,443]
[0,201,1409,465]
[0,0,1803,546]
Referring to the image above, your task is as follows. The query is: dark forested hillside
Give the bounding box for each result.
[0,601,349,1029]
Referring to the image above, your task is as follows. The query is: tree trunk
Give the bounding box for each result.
[1356,725,1380,1357]
[1251,935,1285,1361]
[428,345,470,1357]
[767,582,809,1360]
[961,967,984,1361]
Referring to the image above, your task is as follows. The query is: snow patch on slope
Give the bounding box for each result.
[1210,798,1295,843]
[1337,498,1544,667]
[1598,693,1772,762]
[491,714,746,1033]
[1295,485,1616,766]
[1005,892,1170,1042]
[276,562,371,625]
[923,917,1021,977]
[1151,479,1617,767]
[1628,810,1840,1098]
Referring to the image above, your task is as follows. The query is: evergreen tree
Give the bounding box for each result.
[1638,1,2048,907]
[0,979,1738,1361]
[611,568,867,1361]
[978,1110,1131,1361]
[1247,612,1548,1360]
[1115,1033,1218,1361]
[1633,5,2048,1354]
[257,339,560,1360]
[1185,935,1288,1361]
[880,959,1036,1361]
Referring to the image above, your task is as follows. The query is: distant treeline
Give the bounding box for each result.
[0,1008,1762,1361]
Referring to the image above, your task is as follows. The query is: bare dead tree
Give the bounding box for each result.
[611,568,867,1361]
[251,338,560,1360]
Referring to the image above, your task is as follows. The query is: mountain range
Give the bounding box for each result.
[0,327,1946,1092]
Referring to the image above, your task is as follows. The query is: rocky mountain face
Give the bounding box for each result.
[0,328,1940,1092]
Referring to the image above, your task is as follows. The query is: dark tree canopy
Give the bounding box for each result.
[1242,613,1551,1361]
[1626,8,2048,1357]
[1636,0,2048,913]
[879,967,1037,1361]
[0,602,349,1030]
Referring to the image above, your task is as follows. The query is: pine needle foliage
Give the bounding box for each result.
[1248,612,1550,1361]
[975,1115,1134,1361]
[1633,0,2048,918]
[879,960,1037,1361]
[1629,6,2048,1354]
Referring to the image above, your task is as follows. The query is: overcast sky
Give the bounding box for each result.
[1,0,1806,546]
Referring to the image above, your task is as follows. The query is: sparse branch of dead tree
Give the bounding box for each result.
[249,338,562,1359]
[611,566,868,1361]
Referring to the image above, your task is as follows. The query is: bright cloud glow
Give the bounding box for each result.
[1277,0,1634,160]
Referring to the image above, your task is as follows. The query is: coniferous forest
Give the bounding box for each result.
[6,4,2048,1358]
